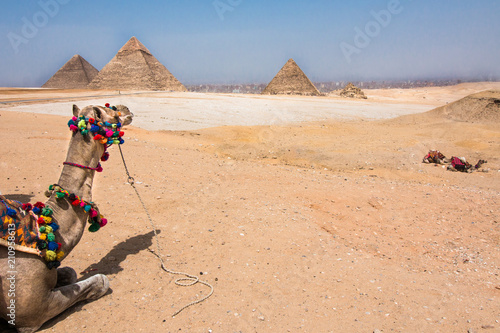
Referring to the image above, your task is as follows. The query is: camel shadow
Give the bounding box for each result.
[78,230,159,279]
[2,194,35,204]
[38,230,159,331]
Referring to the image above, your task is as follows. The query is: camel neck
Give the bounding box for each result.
[48,133,105,258]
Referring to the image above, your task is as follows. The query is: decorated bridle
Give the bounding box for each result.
[64,103,125,172]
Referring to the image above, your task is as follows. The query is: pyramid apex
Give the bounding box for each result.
[118,36,152,55]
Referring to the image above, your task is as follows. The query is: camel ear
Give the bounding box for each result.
[93,107,103,121]
[72,105,80,117]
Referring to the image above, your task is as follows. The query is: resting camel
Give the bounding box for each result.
[0,104,133,332]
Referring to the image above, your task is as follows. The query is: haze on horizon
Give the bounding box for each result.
[1,0,499,87]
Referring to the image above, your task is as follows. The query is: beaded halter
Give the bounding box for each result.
[65,104,125,172]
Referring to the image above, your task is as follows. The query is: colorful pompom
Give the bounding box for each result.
[22,203,33,212]
[48,241,58,251]
[45,251,57,261]
[37,240,47,250]
[56,251,65,261]
[6,207,17,217]
[48,223,59,232]
[99,218,108,227]
[47,261,60,269]
[41,207,53,216]
[88,223,100,232]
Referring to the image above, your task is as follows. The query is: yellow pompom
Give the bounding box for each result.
[44,226,53,234]
[45,250,57,261]
[56,251,65,261]
[43,216,52,224]
[39,233,47,240]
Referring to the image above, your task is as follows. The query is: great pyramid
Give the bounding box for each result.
[262,58,321,96]
[42,54,98,89]
[88,36,187,91]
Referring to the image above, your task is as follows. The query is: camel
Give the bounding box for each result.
[422,150,449,164]
[0,104,133,332]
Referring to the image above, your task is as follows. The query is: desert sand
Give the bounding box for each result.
[0,83,499,332]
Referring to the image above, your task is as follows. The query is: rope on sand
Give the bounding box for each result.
[118,145,214,317]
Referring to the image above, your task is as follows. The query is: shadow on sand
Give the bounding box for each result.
[2,194,35,204]
[37,230,158,331]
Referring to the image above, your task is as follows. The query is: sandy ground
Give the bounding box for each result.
[0,83,499,332]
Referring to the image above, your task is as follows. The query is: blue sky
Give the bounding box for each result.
[1,0,499,87]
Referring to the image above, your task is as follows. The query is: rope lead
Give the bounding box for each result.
[118,145,214,317]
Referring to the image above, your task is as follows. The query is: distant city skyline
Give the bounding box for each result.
[1,0,499,87]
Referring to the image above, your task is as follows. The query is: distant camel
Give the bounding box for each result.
[1,104,133,332]
[422,150,449,164]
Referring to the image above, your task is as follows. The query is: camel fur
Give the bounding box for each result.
[0,104,133,332]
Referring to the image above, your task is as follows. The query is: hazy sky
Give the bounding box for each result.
[1,0,499,87]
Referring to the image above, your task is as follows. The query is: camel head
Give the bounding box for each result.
[72,104,133,127]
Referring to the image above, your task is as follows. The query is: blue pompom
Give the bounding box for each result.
[33,207,41,215]
[48,223,59,232]
[90,125,100,133]
[48,241,58,251]
[6,207,17,217]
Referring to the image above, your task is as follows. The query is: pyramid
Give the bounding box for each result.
[262,59,321,96]
[339,82,367,99]
[88,36,187,91]
[42,55,98,89]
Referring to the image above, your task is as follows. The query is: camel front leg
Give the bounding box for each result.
[16,274,109,333]
[47,273,110,318]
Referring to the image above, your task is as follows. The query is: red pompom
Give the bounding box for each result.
[93,134,103,140]
[34,202,45,209]
[105,103,110,108]
[72,200,80,206]
[22,203,33,211]
[89,118,95,124]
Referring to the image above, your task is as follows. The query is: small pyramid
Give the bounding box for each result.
[42,55,98,89]
[339,83,367,99]
[88,36,187,91]
[262,59,321,96]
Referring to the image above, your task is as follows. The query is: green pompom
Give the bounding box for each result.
[88,223,100,232]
